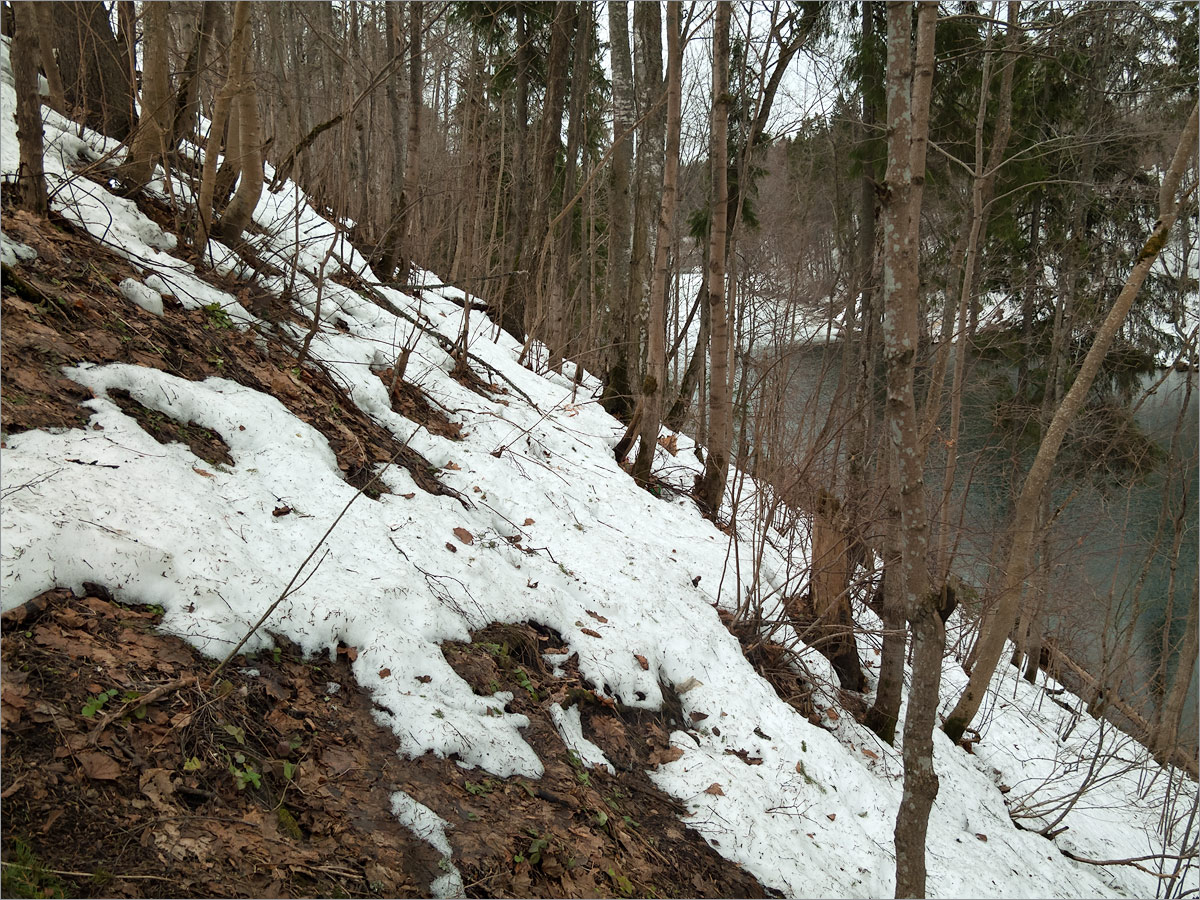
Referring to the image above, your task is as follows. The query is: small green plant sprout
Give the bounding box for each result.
[229,752,261,789]
[513,667,538,701]
[222,723,247,745]
[464,779,495,796]
[201,302,234,329]
[606,867,635,896]
[183,756,203,772]
[525,834,550,865]
[81,688,120,717]
[115,690,148,719]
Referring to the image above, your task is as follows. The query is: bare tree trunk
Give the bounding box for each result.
[663,4,817,434]
[32,3,66,114]
[601,0,636,418]
[526,3,571,342]
[195,2,237,247]
[696,0,731,518]
[877,4,940,897]
[498,1,531,339]
[48,0,135,140]
[632,1,682,486]
[395,2,423,283]
[172,2,217,148]
[942,101,1200,745]
[10,1,48,218]
[121,0,173,193]
[215,1,261,244]
[378,1,407,281]
[548,2,594,373]
[628,0,664,382]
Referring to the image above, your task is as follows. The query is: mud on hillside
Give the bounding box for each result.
[1,590,775,899]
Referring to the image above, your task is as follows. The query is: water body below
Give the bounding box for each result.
[775,344,1198,747]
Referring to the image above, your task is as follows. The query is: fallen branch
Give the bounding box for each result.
[1060,847,1198,878]
[88,676,197,744]
[0,861,174,882]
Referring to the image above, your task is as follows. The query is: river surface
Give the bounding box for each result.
[776,344,1198,747]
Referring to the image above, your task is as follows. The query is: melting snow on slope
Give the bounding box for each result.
[1,35,1195,899]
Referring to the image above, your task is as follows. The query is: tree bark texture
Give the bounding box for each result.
[696,1,732,519]
[632,1,682,486]
[215,1,261,244]
[878,4,940,897]
[195,2,237,247]
[172,2,217,148]
[11,1,48,217]
[48,0,135,140]
[121,0,173,193]
[32,2,66,114]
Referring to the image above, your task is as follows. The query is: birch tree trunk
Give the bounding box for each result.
[942,101,1200,745]
[696,0,732,518]
[631,1,682,486]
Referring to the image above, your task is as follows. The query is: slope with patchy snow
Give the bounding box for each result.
[1,37,1195,899]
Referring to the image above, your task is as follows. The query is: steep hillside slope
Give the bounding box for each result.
[1,38,1195,899]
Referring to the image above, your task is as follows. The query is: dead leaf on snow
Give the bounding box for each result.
[634,654,649,670]
[79,750,122,780]
[523,517,535,526]
[192,466,214,478]
[580,627,602,639]
[444,461,461,470]
[704,783,724,796]
[585,610,608,623]
[453,526,474,545]
[648,745,684,766]
[826,707,840,721]
[861,747,879,760]
[827,813,836,821]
